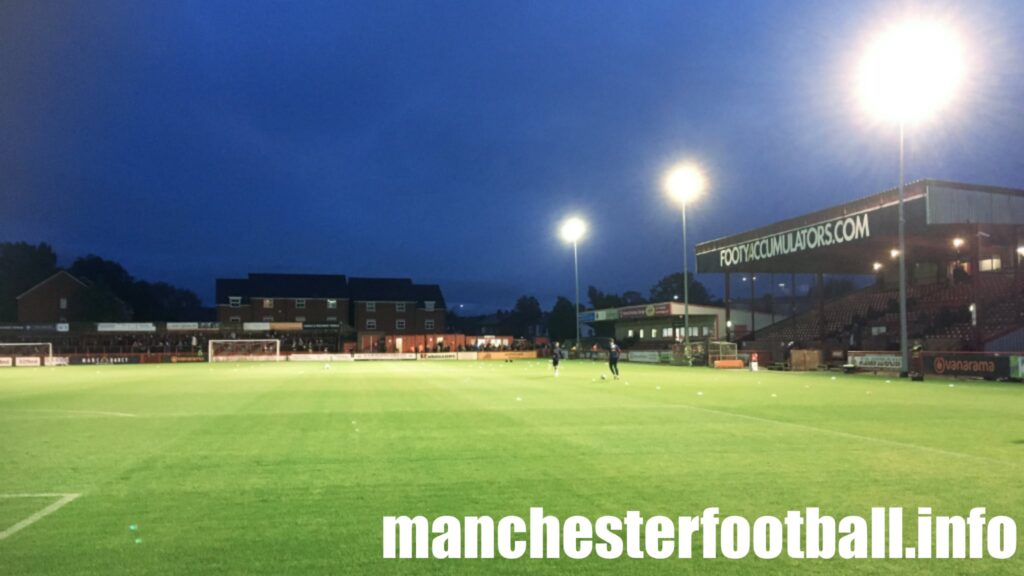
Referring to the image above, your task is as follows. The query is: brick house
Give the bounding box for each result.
[16,270,87,324]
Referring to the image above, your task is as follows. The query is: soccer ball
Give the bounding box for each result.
[600,374,607,380]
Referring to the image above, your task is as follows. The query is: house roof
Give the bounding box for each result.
[215,273,349,303]
[16,270,87,300]
[413,283,446,309]
[348,277,415,302]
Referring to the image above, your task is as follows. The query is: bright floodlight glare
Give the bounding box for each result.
[873,262,883,271]
[890,249,900,259]
[560,217,586,243]
[952,237,965,249]
[664,164,706,205]
[858,19,964,124]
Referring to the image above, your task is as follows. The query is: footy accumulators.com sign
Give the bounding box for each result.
[701,213,871,270]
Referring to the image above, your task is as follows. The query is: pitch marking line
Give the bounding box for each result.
[0,493,81,540]
[654,403,1011,465]
[4,409,138,418]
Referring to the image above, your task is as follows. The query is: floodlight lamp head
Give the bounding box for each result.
[560,217,586,243]
[664,163,706,205]
[858,19,964,124]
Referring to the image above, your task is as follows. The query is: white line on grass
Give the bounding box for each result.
[0,493,80,540]
[653,402,1012,466]
[4,409,138,418]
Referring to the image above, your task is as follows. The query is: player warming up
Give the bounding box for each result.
[551,343,561,377]
[608,341,621,379]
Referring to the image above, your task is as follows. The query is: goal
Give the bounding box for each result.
[707,341,738,363]
[0,342,53,367]
[207,339,282,363]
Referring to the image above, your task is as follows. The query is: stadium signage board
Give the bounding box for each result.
[243,322,271,331]
[477,351,538,361]
[0,357,12,367]
[96,323,157,332]
[166,322,199,331]
[926,354,1011,379]
[627,351,661,363]
[353,353,417,361]
[849,352,902,371]
[619,303,672,320]
[288,354,354,362]
[15,357,42,367]
[0,324,58,332]
[302,323,341,330]
[698,213,872,271]
[420,352,458,360]
[69,355,142,365]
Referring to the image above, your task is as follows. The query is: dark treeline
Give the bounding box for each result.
[0,241,207,322]
[450,273,716,341]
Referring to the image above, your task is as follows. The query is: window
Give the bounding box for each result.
[662,327,673,338]
[396,302,406,312]
[627,329,634,338]
[326,316,337,322]
[366,302,376,312]
[396,319,406,330]
[295,316,305,323]
[425,319,435,330]
[425,301,435,311]
[263,316,274,322]
[230,296,241,308]
[296,299,306,309]
[639,329,644,339]
[366,319,377,330]
[980,256,1002,272]
[263,299,273,309]
[230,316,241,323]
[327,299,337,309]
[59,297,67,310]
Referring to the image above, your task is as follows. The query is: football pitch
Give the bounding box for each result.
[1,360,1022,574]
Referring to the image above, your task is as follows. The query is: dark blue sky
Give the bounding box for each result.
[2,0,1022,313]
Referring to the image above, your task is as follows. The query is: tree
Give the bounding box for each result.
[587,285,625,310]
[0,242,58,321]
[621,291,647,305]
[69,255,135,296]
[649,272,712,305]
[547,296,578,344]
[509,295,542,338]
[76,285,132,322]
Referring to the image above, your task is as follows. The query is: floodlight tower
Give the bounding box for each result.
[664,163,706,364]
[560,217,587,353]
[858,19,964,376]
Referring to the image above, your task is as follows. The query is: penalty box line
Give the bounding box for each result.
[0,493,81,541]
[652,402,1013,466]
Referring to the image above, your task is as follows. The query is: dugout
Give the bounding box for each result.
[694,179,1024,352]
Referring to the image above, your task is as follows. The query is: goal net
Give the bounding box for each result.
[0,342,53,367]
[707,341,738,363]
[208,339,282,363]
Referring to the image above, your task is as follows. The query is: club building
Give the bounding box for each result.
[692,179,1024,356]
[215,273,446,338]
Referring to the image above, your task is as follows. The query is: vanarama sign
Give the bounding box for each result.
[707,213,871,270]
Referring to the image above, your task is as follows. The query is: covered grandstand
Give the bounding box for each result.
[695,179,1024,363]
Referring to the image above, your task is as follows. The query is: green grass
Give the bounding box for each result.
[1,360,1022,574]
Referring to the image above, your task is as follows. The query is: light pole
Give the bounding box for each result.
[665,163,706,365]
[858,19,963,377]
[560,217,586,355]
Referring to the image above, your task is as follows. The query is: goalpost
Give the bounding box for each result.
[707,341,738,363]
[207,339,282,363]
[0,342,53,367]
